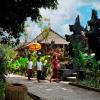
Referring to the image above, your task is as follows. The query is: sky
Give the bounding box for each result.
[21,0,100,43]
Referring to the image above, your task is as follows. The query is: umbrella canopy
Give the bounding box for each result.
[27,43,41,51]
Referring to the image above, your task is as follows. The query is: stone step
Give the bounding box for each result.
[58,69,73,78]
[72,73,77,77]
[67,77,76,82]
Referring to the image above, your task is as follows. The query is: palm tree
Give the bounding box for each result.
[37,18,51,54]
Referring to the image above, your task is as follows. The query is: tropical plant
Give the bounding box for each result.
[1,44,17,59]
[0,44,18,99]
[40,55,51,78]
[37,18,51,54]
[7,56,29,74]
[17,57,28,72]
[0,44,18,73]
[0,47,6,99]
[9,60,20,73]
[0,44,18,72]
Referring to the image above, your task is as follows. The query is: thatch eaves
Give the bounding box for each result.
[32,28,69,45]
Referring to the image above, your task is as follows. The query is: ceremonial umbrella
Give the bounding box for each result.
[27,43,41,51]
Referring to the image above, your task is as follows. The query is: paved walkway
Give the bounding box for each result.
[6,74,100,100]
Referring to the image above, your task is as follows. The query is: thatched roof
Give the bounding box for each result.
[32,28,69,45]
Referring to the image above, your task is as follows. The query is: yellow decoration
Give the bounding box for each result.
[27,43,41,51]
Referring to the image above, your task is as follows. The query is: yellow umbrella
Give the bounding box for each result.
[27,43,41,51]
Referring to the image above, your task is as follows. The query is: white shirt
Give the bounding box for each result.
[36,61,42,71]
[28,61,33,69]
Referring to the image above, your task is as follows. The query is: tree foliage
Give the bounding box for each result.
[0,0,58,38]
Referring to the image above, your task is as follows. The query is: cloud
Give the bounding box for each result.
[93,2,100,10]
[20,18,41,43]
[62,24,73,35]
[77,0,100,10]
[25,22,41,41]
[39,0,79,36]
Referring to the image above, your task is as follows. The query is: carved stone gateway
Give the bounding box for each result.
[66,9,100,60]
[87,9,100,60]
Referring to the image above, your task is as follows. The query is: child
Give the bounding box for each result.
[27,57,33,80]
[36,57,42,82]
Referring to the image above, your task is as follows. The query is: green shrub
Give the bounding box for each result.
[0,44,18,98]
[0,81,5,98]
[0,48,6,98]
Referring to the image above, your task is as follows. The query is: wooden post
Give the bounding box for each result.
[63,44,65,56]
